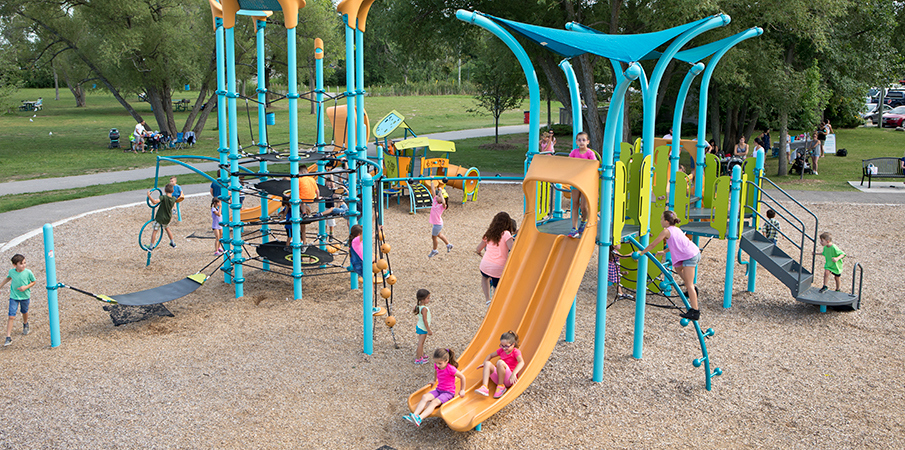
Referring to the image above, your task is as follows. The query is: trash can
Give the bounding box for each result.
[523,111,530,124]
[266,112,276,126]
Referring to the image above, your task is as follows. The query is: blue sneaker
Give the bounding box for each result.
[402,413,415,424]
[578,221,587,233]
[568,228,581,239]
[412,414,422,427]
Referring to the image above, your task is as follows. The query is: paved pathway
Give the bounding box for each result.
[1,123,902,249]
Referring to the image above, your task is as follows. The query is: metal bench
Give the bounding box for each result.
[861,157,905,188]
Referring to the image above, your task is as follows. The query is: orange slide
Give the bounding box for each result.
[240,197,282,222]
[407,154,600,431]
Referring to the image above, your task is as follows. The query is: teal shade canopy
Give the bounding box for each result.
[485,13,718,63]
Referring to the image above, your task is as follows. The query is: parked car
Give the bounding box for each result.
[863,104,894,123]
[881,105,905,128]
[883,91,905,107]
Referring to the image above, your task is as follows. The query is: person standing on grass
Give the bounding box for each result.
[1,254,36,347]
[147,184,178,248]
[568,131,598,239]
[133,120,148,153]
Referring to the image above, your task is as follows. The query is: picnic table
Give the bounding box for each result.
[172,99,190,111]
[18,99,42,111]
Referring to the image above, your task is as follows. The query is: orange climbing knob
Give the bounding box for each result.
[386,274,397,285]
[380,287,392,299]
[380,243,391,254]
[376,259,388,271]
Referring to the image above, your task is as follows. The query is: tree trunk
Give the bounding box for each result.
[192,91,219,137]
[537,53,571,121]
[58,62,86,107]
[574,53,604,150]
[709,83,721,150]
[778,109,789,176]
[744,108,759,144]
[53,62,59,101]
[146,84,175,137]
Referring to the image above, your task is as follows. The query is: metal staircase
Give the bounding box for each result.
[741,178,862,310]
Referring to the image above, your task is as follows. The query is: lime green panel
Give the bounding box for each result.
[646,201,667,293]
[535,182,551,221]
[613,161,627,240]
[743,157,757,212]
[633,137,642,153]
[619,142,633,165]
[638,155,652,237]
[674,173,690,225]
[383,152,399,179]
[625,155,643,224]
[652,145,670,202]
[702,153,720,209]
[739,173,748,237]
[712,177,731,239]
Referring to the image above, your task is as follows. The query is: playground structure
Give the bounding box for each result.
[35,2,865,434]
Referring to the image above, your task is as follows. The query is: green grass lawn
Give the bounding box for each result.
[0,88,559,182]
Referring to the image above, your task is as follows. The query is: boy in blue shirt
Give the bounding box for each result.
[1,254,37,346]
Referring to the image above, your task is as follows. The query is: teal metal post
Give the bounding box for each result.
[215,17,232,284]
[594,62,642,381]
[287,26,302,300]
[559,59,581,342]
[724,165,742,308]
[455,10,540,177]
[256,18,271,272]
[634,14,729,359]
[362,173,375,354]
[315,40,327,247]
[43,224,60,348]
[693,28,763,205]
[668,63,704,209]
[748,148,765,292]
[343,16,359,291]
[226,26,244,298]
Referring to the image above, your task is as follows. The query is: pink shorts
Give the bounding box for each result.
[490,364,518,388]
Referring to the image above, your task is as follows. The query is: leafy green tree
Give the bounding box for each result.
[467,39,526,143]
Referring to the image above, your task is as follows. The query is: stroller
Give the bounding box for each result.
[108,128,121,149]
[789,148,813,175]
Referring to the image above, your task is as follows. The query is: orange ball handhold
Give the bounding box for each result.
[386,274,397,285]
[327,245,338,254]
[377,230,385,241]
[372,263,380,273]
[380,287,392,299]
[385,315,397,328]
[380,243,391,254]
[376,259,388,271]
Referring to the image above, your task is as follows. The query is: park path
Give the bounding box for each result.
[1,123,902,249]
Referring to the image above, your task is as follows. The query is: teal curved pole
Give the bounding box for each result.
[725,164,742,308]
[593,62,642,382]
[361,173,374,355]
[226,25,244,299]
[455,10,540,177]
[668,62,705,209]
[316,42,327,247]
[558,59,581,343]
[343,15,359,291]
[693,27,763,206]
[43,224,60,348]
[215,17,232,284]
[748,148,765,292]
[287,26,302,300]
[635,13,730,359]
[256,18,271,272]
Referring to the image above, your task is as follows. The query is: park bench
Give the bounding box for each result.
[861,157,904,188]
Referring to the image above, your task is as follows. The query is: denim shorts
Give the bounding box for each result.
[675,252,701,268]
[431,224,443,236]
[8,298,29,316]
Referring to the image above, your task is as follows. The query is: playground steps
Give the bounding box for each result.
[795,287,860,309]
[408,183,433,214]
[739,229,813,297]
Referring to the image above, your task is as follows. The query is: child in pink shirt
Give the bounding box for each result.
[568,131,597,238]
[475,212,516,305]
[427,182,452,258]
[624,210,702,321]
[404,348,467,427]
[475,330,525,399]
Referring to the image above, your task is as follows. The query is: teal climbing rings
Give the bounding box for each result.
[146,187,162,209]
[139,219,163,251]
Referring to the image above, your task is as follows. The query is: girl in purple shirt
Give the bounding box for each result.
[404,348,467,427]
[626,210,702,321]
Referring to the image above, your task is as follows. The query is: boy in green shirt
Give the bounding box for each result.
[148,183,178,248]
[1,254,37,346]
[815,232,845,293]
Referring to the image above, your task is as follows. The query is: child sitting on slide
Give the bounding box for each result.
[475,330,525,399]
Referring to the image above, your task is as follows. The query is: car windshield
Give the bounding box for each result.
[887,106,905,114]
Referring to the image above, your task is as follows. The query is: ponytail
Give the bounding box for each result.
[433,347,458,368]
[348,224,363,248]
[501,330,520,348]
[663,210,680,226]
[413,288,430,315]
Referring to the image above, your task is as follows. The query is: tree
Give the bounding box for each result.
[467,39,526,143]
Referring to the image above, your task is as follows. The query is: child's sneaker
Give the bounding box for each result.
[3,337,10,346]
[446,243,453,253]
[411,414,422,427]
[493,385,507,398]
[679,308,700,321]
[578,221,587,233]
[475,385,490,397]
[23,323,29,336]
[169,241,177,248]
[428,249,439,258]
[414,356,429,365]
[568,228,581,239]
[818,286,828,293]
[402,413,415,424]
